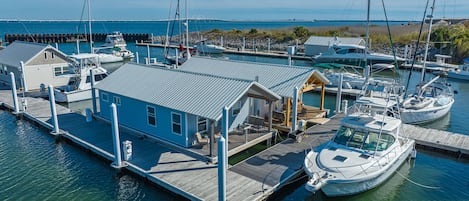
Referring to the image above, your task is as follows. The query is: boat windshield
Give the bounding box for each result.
[333,126,395,151]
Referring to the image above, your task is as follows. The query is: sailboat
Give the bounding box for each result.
[303,1,415,196]
[74,0,123,64]
[400,0,455,124]
[164,0,191,66]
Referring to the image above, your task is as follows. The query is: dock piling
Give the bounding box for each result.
[218,136,227,201]
[90,69,97,114]
[335,74,343,114]
[135,52,139,64]
[110,103,123,168]
[10,72,19,114]
[48,85,60,135]
[222,107,229,163]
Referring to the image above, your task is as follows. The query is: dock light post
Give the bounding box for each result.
[291,87,299,132]
[110,103,123,168]
[48,85,60,135]
[335,74,343,114]
[218,136,227,201]
[9,72,19,114]
[90,69,97,114]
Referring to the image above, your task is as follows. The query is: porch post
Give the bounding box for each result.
[285,97,291,127]
[268,101,273,132]
[320,83,325,111]
[291,87,299,132]
[210,120,215,157]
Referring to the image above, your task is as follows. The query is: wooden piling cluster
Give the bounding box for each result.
[4,33,150,44]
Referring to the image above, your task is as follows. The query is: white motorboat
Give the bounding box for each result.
[402,54,459,72]
[195,41,225,54]
[95,31,134,60]
[54,54,108,103]
[312,43,405,66]
[304,83,415,196]
[447,58,469,80]
[400,0,455,124]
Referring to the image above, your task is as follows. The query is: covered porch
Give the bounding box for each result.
[272,71,330,133]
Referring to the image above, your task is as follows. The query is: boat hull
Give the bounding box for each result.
[447,71,469,80]
[400,98,454,124]
[306,140,414,197]
[54,88,98,103]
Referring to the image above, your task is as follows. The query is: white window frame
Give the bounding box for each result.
[113,96,121,106]
[101,93,109,102]
[171,112,182,135]
[197,116,208,133]
[146,105,157,127]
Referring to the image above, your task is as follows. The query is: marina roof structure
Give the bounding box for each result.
[304,36,365,46]
[0,41,67,68]
[95,63,280,121]
[180,57,329,98]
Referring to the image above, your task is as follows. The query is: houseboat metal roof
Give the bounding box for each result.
[95,63,280,121]
[0,41,67,68]
[180,57,329,98]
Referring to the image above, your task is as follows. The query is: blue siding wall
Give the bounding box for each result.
[98,90,189,148]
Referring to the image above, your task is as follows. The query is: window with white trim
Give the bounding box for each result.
[102,93,109,102]
[147,106,156,127]
[172,112,182,135]
[113,96,121,106]
[197,116,207,133]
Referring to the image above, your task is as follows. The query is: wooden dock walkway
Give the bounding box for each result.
[1,88,468,200]
[135,42,311,61]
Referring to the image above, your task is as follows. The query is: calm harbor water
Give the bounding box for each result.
[1,21,469,200]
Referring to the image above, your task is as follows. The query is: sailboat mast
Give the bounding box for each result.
[88,0,93,53]
[420,0,436,82]
[185,0,191,58]
[364,0,371,82]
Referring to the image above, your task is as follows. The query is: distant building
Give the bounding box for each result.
[304,36,365,56]
[95,63,280,150]
[0,41,71,91]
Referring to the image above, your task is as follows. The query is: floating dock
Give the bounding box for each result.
[135,42,312,61]
[0,89,468,200]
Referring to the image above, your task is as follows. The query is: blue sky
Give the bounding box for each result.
[1,0,468,21]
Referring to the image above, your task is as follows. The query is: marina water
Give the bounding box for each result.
[1,20,469,200]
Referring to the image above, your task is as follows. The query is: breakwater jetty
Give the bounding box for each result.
[0,88,468,200]
[3,33,150,44]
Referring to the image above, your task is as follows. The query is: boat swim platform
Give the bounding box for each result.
[1,89,469,200]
